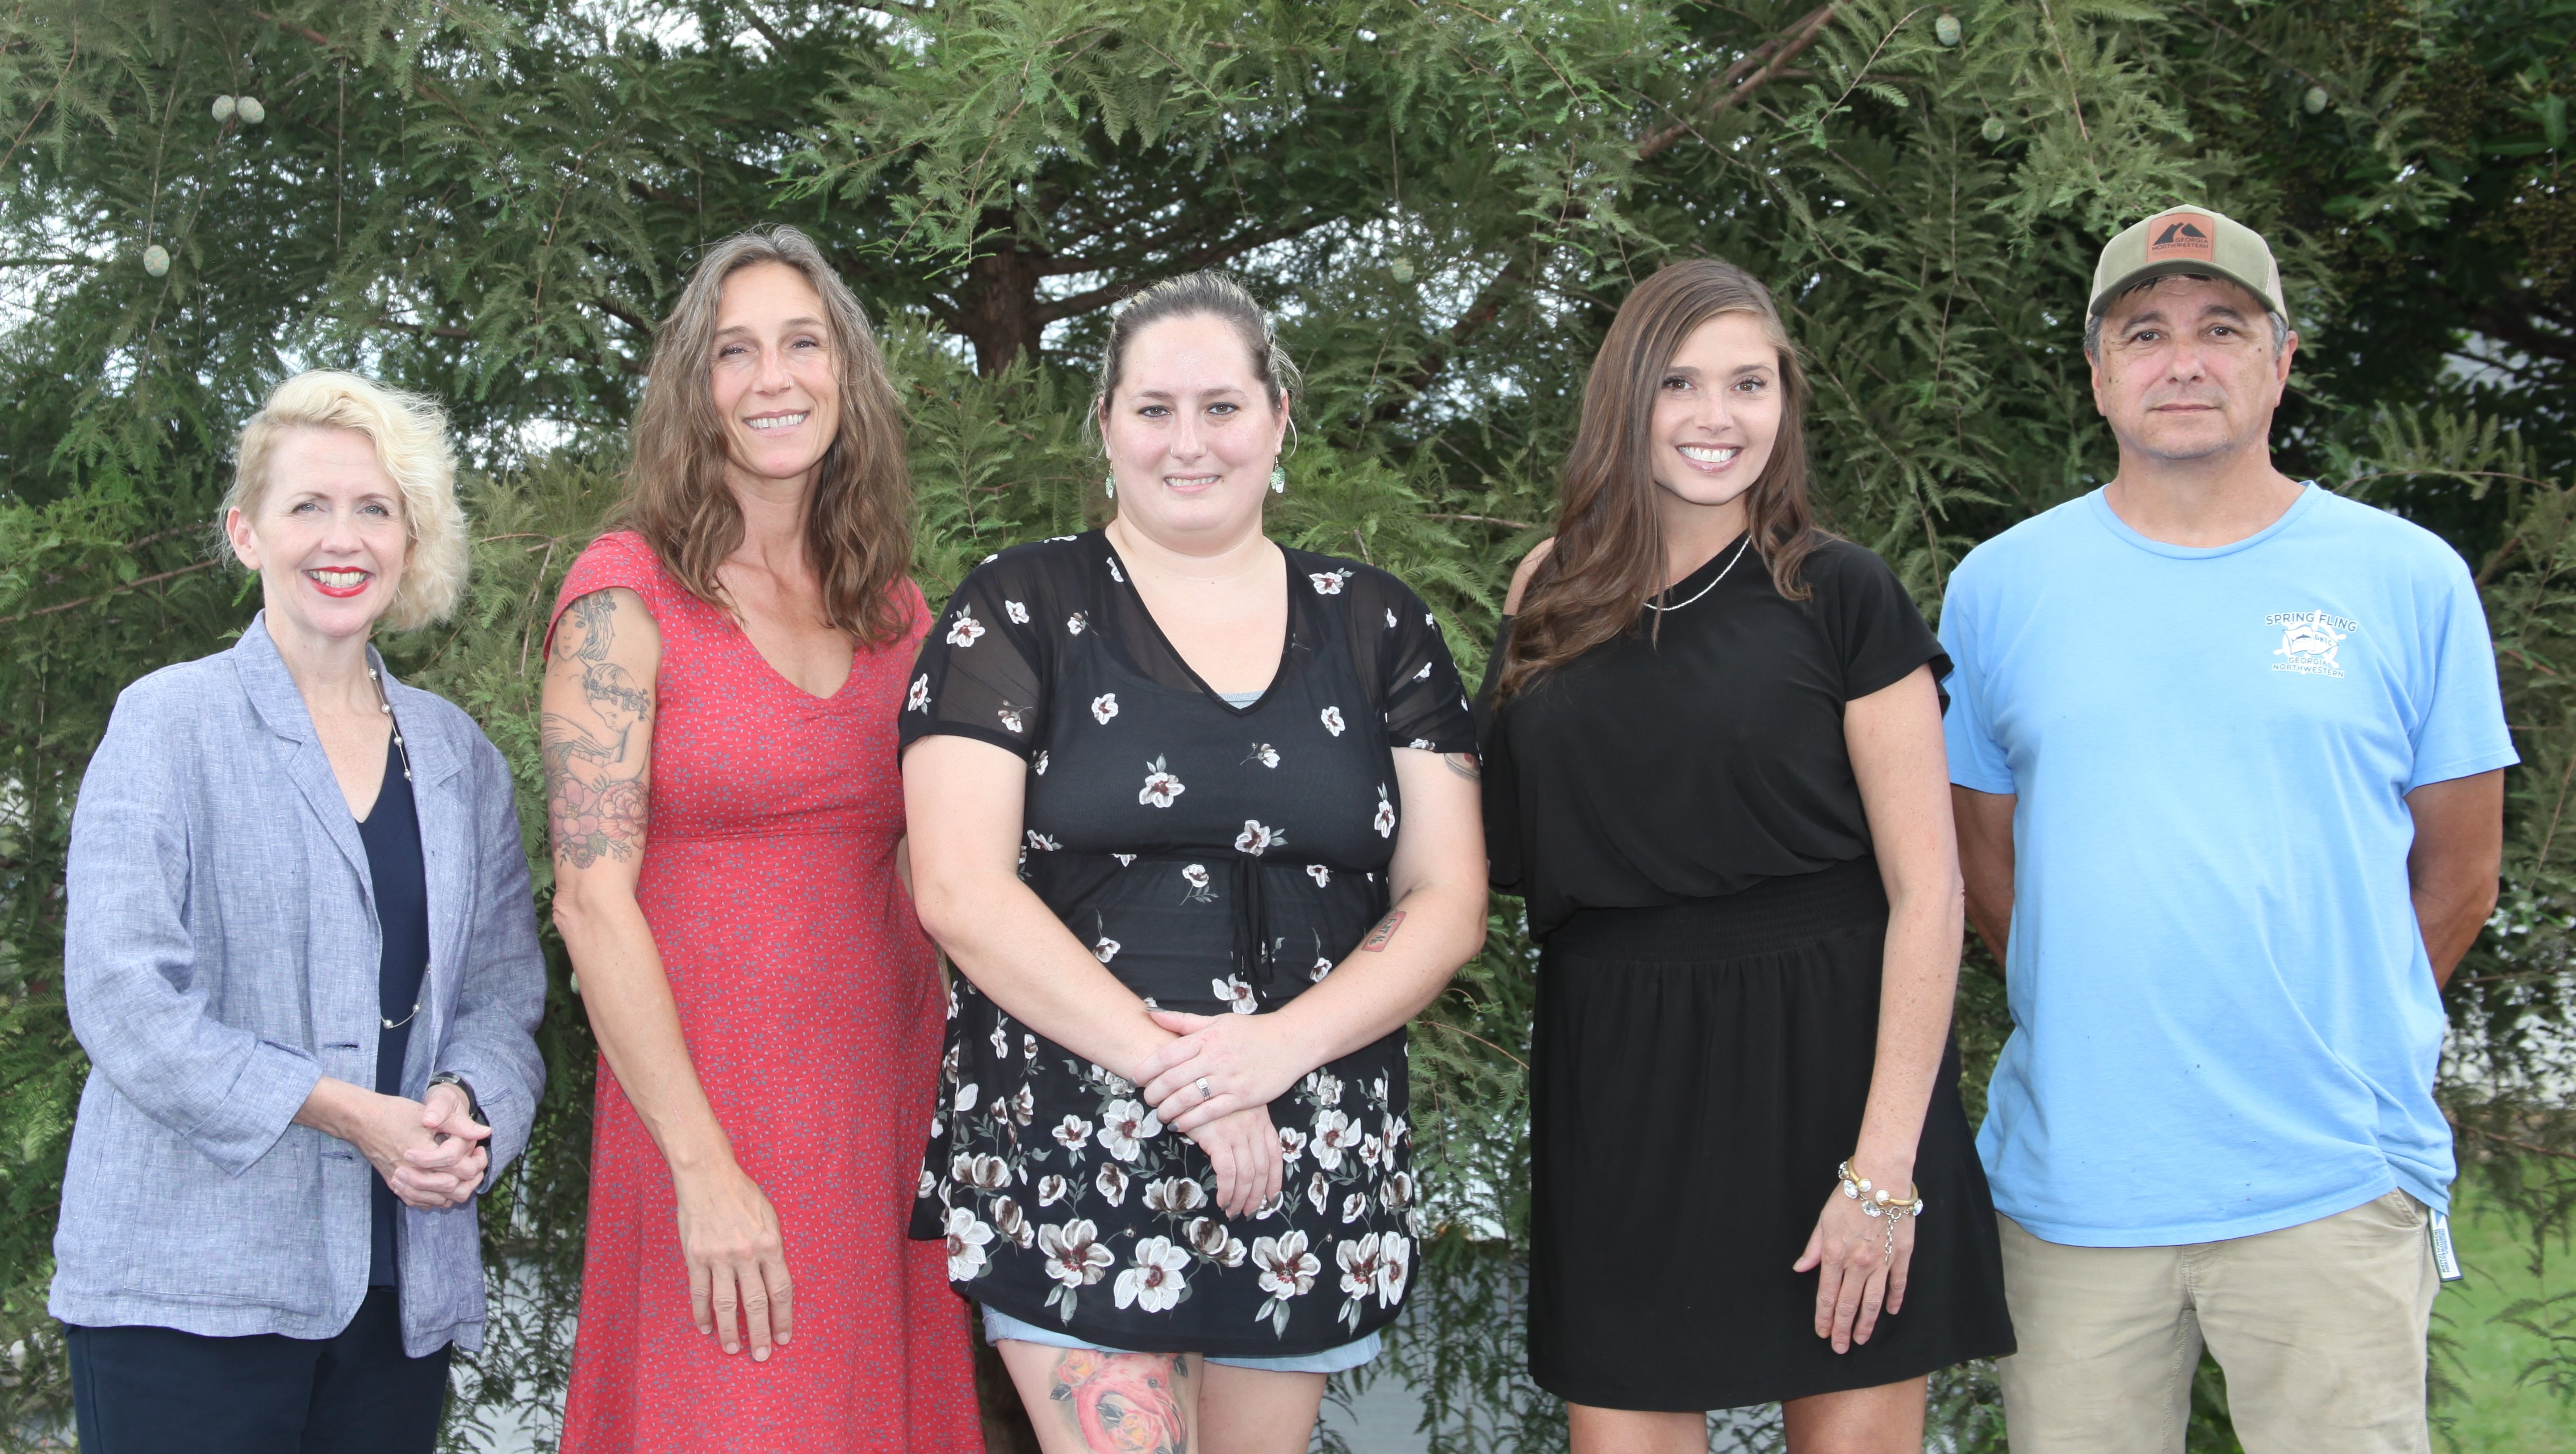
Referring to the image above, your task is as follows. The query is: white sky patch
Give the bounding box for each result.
[2443,332,2546,393]
[0,214,114,338]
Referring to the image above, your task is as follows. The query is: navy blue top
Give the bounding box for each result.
[355,730,429,1288]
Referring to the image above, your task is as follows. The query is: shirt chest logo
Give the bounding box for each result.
[2266,609,2356,678]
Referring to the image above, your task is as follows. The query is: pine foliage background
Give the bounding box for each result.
[3,3,2574,1449]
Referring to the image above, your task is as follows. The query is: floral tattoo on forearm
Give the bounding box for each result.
[542,592,652,869]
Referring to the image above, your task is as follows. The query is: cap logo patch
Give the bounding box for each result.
[2146,212,2217,263]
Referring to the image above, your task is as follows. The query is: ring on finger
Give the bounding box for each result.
[1196,1076,1214,1102]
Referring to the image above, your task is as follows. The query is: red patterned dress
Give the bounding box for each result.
[554,531,981,1452]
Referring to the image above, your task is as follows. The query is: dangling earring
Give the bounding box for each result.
[1103,472,1116,499]
[1269,464,1286,494]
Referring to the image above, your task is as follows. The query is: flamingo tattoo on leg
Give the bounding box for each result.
[1046,1348,1192,1453]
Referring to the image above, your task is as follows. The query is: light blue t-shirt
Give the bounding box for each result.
[1940,484,2516,1246]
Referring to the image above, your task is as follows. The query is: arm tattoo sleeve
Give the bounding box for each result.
[543,594,653,870]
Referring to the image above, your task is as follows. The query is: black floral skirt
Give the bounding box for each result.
[1527,857,2015,1411]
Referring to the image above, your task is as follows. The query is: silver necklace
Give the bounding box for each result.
[366,664,420,1032]
[1644,533,1754,613]
[367,665,413,784]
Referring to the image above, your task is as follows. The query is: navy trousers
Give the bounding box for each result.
[66,1286,449,1454]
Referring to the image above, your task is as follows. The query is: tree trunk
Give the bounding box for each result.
[956,212,1048,376]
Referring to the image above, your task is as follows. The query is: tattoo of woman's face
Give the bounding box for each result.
[582,668,649,732]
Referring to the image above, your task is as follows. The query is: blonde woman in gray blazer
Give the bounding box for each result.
[50,371,546,1454]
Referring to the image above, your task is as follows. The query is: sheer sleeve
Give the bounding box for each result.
[899,555,1051,761]
[1816,540,1949,701]
[1473,618,1525,892]
[1349,570,1478,753]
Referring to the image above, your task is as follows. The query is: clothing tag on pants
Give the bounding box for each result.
[2429,1209,2464,1283]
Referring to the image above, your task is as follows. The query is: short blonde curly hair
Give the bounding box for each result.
[225,370,467,631]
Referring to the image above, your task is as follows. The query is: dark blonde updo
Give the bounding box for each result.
[1092,272,1302,418]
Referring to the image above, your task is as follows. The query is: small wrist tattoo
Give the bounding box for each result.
[1361,911,1405,952]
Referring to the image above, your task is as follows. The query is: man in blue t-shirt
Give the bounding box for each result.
[1940,206,2514,1454]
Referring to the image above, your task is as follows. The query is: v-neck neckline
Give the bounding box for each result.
[353,730,405,827]
[1097,531,1295,718]
[720,606,862,704]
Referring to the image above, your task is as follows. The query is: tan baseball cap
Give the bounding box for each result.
[2089,204,2288,323]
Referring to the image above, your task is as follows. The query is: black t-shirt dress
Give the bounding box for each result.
[1476,533,2015,1410]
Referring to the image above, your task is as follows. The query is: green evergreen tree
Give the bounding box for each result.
[3,3,2571,1449]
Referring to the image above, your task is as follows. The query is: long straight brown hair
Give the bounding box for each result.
[1496,258,1824,699]
[614,225,915,646]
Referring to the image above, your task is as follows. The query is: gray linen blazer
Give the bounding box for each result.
[49,612,547,1356]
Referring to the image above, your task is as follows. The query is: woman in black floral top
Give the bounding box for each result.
[901,274,1488,1452]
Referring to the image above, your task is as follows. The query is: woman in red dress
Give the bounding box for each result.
[546,226,981,1450]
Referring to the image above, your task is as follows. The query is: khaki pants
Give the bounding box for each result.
[1996,1191,2439,1454]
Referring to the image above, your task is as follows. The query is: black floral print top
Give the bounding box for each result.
[900,530,1477,1357]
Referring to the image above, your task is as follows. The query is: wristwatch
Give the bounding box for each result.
[426,1071,486,1129]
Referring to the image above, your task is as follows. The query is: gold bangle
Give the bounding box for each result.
[1837,1159,1927,1220]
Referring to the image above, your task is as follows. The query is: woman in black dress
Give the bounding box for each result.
[902,273,1489,1453]
[1476,259,2014,1451]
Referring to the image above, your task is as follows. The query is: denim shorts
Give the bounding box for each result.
[980,1305,1382,1374]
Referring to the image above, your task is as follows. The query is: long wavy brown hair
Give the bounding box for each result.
[1496,258,1825,699]
[614,225,915,646]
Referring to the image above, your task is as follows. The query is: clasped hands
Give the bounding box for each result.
[334,1079,492,1210]
[1130,1008,1306,1219]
